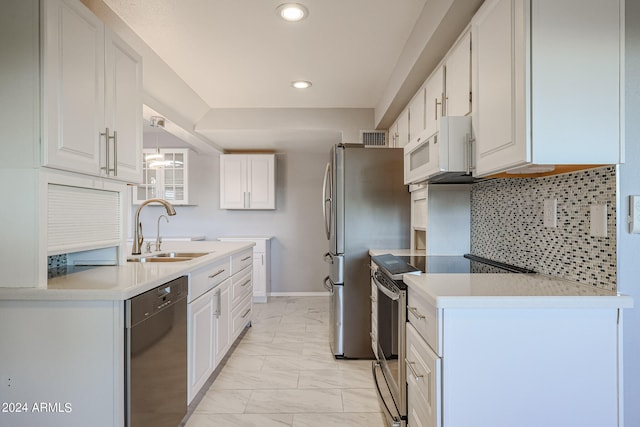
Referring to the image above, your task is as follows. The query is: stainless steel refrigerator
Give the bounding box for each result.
[322,143,410,358]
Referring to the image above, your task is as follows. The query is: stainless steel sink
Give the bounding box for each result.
[154,252,210,258]
[127,252,210,263]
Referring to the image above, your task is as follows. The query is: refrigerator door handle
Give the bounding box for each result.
[323,276,334,293]
[322,162,332,240]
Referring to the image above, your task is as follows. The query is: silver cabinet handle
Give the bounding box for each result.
[241,256,251,262]
[241,308,251,319]
[408,306,426,320]
[100,128,110,174]
[112,130,118,176]
[240,279,251,287]
[434,98,441,120]
[213,290,221,317]
[209,269,225,279]
[405,358,424,381]
[243,191,249,209]
[100,128,117,175]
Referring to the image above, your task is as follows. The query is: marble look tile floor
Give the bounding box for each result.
[186,296,386,427]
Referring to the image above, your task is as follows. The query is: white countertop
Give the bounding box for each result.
[0,241,254,301]
[403,273,633,309]
[368,249,632,309]
[218,236,274,241]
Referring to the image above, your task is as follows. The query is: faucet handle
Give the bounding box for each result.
[145,241,152,253]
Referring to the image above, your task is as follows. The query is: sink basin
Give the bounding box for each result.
[127,257,190,263]
[154,252,210,258]
[127,252,210,263]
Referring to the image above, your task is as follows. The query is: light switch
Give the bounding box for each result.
[590,204,608,237]
[629,196,640,234]
[544,199,557,228]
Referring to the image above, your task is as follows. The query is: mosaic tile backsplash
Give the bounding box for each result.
[470,166,617,291]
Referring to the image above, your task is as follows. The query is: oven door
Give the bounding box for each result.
[372,272,406,426]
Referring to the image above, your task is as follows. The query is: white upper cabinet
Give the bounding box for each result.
[408,86,426,143]
[134,149,190,205]
[105,30,143,182]
[390,109,410,148]
[42,0,104,176]
[472,0,623,177]
[220,154,276,210]
[424,65,444,140]
[444,31,472,117]
[43,0,142,183]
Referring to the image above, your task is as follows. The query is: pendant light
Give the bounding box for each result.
[146,116,165,167]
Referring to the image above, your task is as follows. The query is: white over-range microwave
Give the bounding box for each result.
[403,116,473,185]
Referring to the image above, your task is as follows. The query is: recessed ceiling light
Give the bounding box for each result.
[277,3,308,22]
[292,80,312,89]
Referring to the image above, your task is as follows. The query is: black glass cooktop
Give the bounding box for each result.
[373,253,535,279]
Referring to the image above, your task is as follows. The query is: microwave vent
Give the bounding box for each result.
[360,130,387,147]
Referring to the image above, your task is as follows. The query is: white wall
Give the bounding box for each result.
[136,146,335,293]
[618,2,640,425]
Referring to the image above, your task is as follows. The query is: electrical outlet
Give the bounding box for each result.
[544,199,557,228]
[590,204,608,237]
[629,196,640,234]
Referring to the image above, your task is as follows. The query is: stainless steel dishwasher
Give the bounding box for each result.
[125,276,188,427]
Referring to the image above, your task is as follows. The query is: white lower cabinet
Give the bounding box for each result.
[218,237,272,303]
[406,322,441,427]
[188,287,216,402]
[405,286,623,427]
[187,249,253,403]
[213,280,231,365]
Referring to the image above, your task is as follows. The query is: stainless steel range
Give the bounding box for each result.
[370,253,534,427]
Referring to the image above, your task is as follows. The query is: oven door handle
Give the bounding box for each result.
[373,275,400,301]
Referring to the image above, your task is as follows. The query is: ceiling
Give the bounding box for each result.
[103,0,428,110]
[99,0,484,152]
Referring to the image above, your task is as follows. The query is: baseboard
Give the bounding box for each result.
[268,292,331,297]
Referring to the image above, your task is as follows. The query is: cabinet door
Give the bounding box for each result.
[252,252,266,302]
[408,86,426,143]
[396,108,410,148]
[406,322,441,427]
[445,31,472,117]
[188,291,214,403]
[424,66,444,139]
[388,120,399,148]
[105,30,142,183]
[247,155,275,209]
[135,149,190,205]
[213,281,231,367]
[219,155,248,209]
[42,0,104,176]
[472,0,527,176]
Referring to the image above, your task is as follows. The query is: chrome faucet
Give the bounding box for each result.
[132,198,176,255]
[155,215,169,251]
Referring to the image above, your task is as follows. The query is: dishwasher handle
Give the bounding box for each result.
[126,276,188,328]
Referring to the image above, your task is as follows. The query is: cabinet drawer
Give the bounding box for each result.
[189,258,230,303]
[407,289,441,356]
[231,249,253,274]
[231,268,253,306]
[406,322,441,427]
[231,293,252,340]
